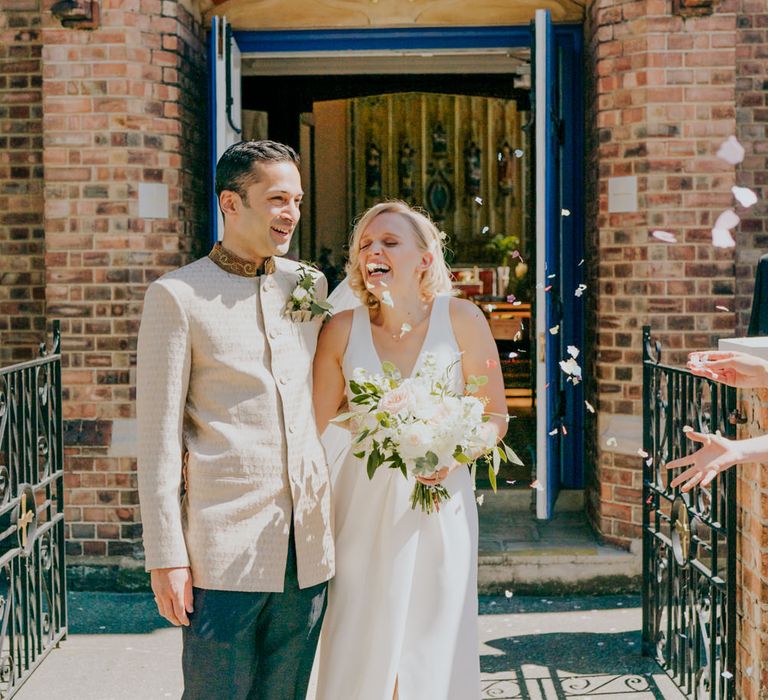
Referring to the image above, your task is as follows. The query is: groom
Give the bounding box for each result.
[136,140,334,699]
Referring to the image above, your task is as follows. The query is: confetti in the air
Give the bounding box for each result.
[507,294,516,303]
[505,589,514,598]
[514,149,524,158]
[585,400,595,413]
[732,186,758,208]
[561,208,571,217]
[530,479,542,490]
[476,494,485,506]
[381,291,394,307]
[474,196,483,205]
[652,230,677,243]
[715,305,730,312]
[637,448,649,458]
[606,437,618,447]
[549,324,560,335]
[366,282,375,290]
[547,273,557,279]
[716,136,745,165]
[714,208,740,231]
[559,357,582,384]
[578,259,585,266]
[507,351,519,359]
[544,285,552,292]
[682,425,694,433]
[399,322,412,337]
[549,428,558,436]
[562,425,568,436]
[712,228,736,248]
[486,358,499,369]
[481,226,490,234]
[567,345,580,359]
[574,284,587,297]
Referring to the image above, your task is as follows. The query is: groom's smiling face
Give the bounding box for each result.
[221,161,303,261]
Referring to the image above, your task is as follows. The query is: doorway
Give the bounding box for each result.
[210,20,585,518]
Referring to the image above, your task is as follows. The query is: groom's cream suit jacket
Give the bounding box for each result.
[136,254,334,592]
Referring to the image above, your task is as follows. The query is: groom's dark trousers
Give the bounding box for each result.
[181,527,327,700]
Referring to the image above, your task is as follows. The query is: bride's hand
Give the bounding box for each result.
[416,463,457,486]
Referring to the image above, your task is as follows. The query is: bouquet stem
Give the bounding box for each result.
[410,482,451,514]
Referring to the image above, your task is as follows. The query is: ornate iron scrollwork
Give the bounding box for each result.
[642,325,736,699]
[0,322,67,696]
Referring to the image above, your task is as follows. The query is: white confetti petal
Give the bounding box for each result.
[715,305,730,312]
[606,437,617,447]
[399,322,412,337]
[561,208,571,217]
[574,284,587,297]
[474,196,483,205]
[381,291,394,307]
[549,428,558,436]
[366,282,375,290]
[476,494,485,506]
[637,448,649,458]
[585,400,595,413]
[712,227,736,248]
[549,324,560,335]
[652,230,677,243]
[732,185,758,208]
[714,208,740,231]
[682,425,694,433]
[716,136,745,165]
[481,226,490,234]
[504,589,514,598]
[514,149,524,158]
[567,345,580,359]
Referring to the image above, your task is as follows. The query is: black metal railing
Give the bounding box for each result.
[642,326,737,699]
[0,323,66,697]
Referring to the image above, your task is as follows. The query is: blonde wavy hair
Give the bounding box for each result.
[346,201,455,308]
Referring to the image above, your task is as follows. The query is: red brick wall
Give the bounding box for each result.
[40,0,208,559]
[736,388,768,699]
[0,0,46,364]
[734,0,768,335]
[585,0,738,547]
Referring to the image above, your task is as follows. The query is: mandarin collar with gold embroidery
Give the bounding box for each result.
[208,242,275,277]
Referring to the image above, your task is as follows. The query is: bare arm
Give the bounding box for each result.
[451,297,508,442]
[687,350,768,388]
[667,431,768,492]
[313,310,353,434]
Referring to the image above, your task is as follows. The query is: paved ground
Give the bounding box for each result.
[16,592,684,699]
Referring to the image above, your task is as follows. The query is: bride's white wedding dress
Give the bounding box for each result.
[316,295,481,700]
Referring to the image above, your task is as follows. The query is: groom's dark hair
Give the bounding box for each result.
[215,140,300,205]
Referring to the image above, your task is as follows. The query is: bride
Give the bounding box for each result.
[313,201,508,699]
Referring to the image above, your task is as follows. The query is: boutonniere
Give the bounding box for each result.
[284,265,333,322]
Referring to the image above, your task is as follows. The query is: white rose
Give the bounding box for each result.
[397,422,435,460]
[292,287,309,302]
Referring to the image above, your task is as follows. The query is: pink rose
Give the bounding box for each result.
[378,386,412,415]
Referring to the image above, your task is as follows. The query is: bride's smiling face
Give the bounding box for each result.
[357,212,433,299]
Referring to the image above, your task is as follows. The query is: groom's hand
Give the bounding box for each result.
[151,566,193,626]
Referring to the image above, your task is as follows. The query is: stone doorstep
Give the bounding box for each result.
[478,546,642,596]
[480,487,585,512]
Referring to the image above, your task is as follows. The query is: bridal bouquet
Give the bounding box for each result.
[334,353,520,514]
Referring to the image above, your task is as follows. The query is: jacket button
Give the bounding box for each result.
[288,424,296,434]
[279,376,287,385]
[269,329,279,339]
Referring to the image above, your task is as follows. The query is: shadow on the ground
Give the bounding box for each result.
[69,592,173,634]
[482,630,659,676]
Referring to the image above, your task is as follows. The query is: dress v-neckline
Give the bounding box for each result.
[365,298,439,380]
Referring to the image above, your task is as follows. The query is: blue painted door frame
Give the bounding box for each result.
[209,23,586,497]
